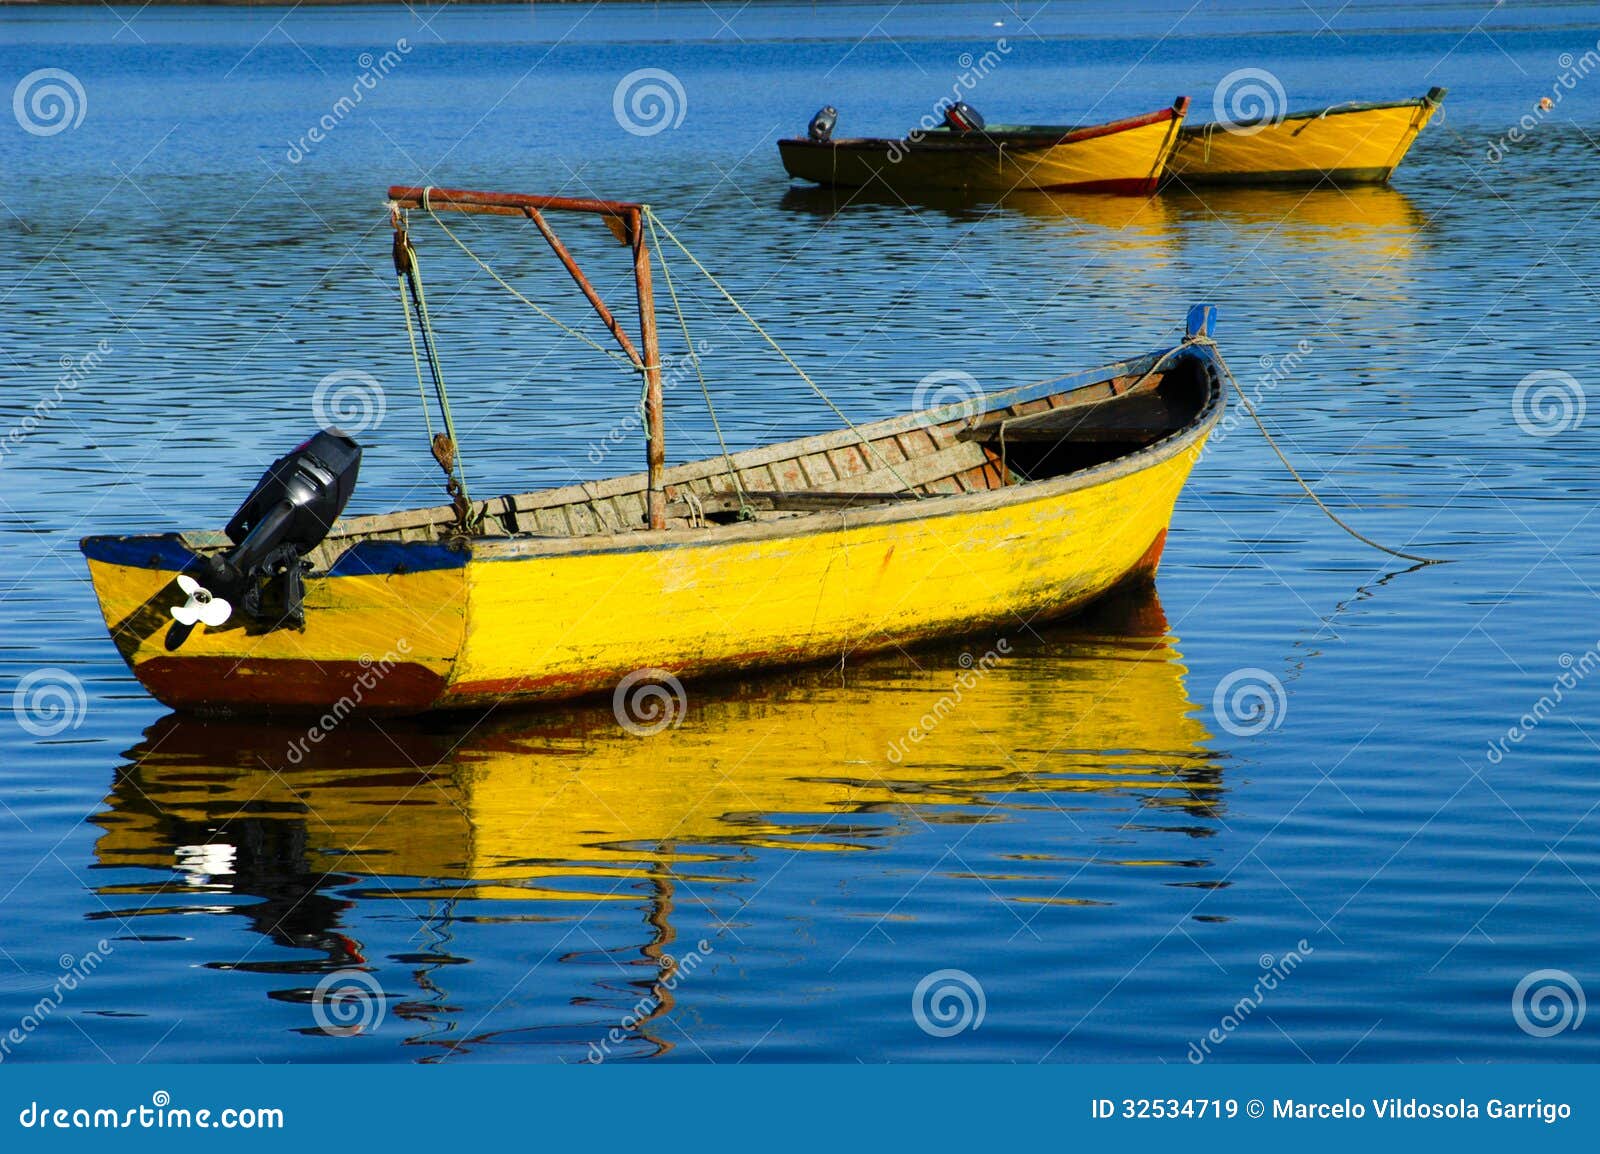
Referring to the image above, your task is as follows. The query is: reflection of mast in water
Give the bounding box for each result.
[89,586,1224,1058]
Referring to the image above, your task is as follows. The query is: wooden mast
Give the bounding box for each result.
[386,186,668,530]
[630,207,667,530]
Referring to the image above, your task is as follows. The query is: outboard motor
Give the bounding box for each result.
[943,102,985,133]
[176,430,362,631]
[808,106,838,142]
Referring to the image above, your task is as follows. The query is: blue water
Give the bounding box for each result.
[2,1,1599,1063]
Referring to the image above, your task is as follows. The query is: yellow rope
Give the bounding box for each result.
[644,211,750,514]
[644,208,921,500]
[1195,336,1450,565]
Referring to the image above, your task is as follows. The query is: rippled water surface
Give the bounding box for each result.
[2,1,1599,1063]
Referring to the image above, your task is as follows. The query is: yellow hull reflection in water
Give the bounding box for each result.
[95,591,1219,890]
[90,591,1221,1054]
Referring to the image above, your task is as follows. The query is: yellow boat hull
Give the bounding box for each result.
[81,341,1223,715]
[1166,91,1444,186]
[82,449,1200,713]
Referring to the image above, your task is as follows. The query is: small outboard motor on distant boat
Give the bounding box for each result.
[173,430,362,632]
[943,102,985,132]
[808,106,838,142]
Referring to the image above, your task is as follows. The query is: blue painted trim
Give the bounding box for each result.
[80,534,466,576]
[1186,304,1217,338]
[325,539,469,576]
[79,534,196,571]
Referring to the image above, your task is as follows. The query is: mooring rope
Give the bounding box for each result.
[643,208,921,500]
[1191,335,1450,565]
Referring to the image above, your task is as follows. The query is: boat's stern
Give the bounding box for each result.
[80,533,468,714]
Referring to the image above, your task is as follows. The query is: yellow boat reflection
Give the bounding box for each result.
[94,591,1220,899]
[1166,183,1427,298]
[89,590,1223,1056]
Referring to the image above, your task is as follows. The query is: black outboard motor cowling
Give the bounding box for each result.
[199,430,361,629]
[944,102,985,132]
[808,106,838,142]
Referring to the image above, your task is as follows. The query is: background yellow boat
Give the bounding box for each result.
[779,99,1189,194]
[1165,88,1446,186]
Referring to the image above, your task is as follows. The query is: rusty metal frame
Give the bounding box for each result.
[388,185,668,530]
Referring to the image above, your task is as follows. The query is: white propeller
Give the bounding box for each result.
[171,574,232,628]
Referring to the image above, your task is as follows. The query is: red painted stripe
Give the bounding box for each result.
[137,657,447,714]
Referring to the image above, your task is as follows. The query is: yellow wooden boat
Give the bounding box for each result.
[778,98,1190,195]
[1165,88,1446,186]
[80,185,1225,715]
